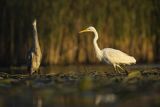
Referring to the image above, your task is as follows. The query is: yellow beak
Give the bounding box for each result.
[79,29,90,33]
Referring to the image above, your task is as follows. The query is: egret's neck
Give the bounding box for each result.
[93,30,102,60]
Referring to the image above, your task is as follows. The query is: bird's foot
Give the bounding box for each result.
[124,70,128,75]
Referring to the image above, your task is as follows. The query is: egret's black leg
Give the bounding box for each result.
[113,64,121,75]
[121,65,128,75]
[113,64,118,73]
[117,65,128,75]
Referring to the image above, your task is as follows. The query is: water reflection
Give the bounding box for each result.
[0,65,160,107]
[95,93,117,105]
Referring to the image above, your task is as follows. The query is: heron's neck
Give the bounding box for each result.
[93,30,102,59]
[33,25,40,49]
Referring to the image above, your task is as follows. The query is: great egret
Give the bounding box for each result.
[27,19,42,74]
[79,26,136,74]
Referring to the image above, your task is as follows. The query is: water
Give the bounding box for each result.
[0,65,160,107]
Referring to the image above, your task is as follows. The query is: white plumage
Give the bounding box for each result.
[102,48,136,65]
[79,26,136,74]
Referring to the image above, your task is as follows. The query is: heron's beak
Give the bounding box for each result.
[79,29,90,33]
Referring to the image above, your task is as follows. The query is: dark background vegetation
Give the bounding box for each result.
[0,0,160,66]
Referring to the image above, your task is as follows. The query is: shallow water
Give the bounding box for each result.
[0,65,160,107]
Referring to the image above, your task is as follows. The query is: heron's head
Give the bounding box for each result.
[33,19,37,27]
[79,26,96,33]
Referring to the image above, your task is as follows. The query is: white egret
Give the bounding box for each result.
[27,19,42,74]
[79,26,136,74]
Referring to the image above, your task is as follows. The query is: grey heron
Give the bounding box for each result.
[27,19,42,74]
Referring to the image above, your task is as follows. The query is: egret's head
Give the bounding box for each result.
[79,26,96,33]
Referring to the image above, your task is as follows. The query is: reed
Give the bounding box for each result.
[0,0,159,66]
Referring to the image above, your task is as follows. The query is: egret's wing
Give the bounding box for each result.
[103,48,136,64]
